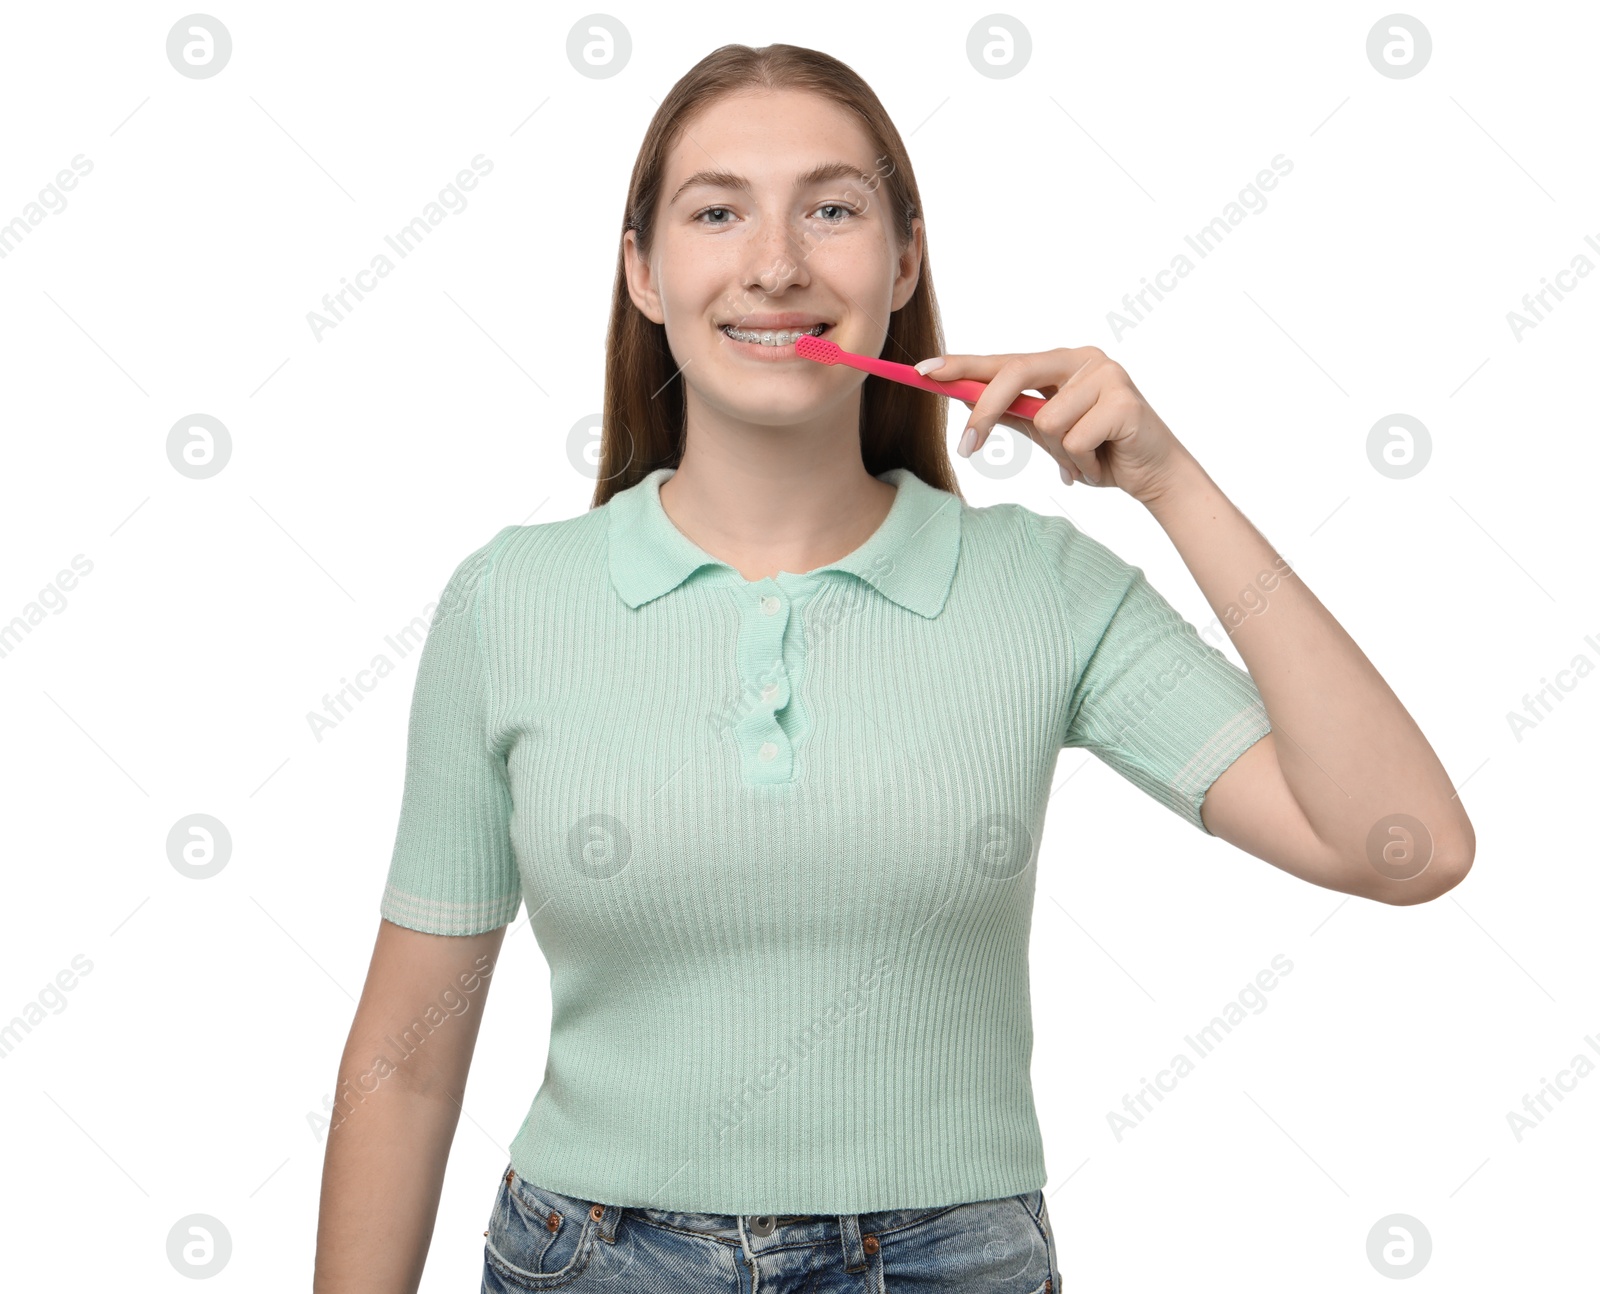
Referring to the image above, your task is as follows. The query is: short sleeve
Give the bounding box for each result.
[1026,509,1271,835]
[380,527,524,934]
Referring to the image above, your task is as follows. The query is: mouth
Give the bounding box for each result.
[717,321,833,348]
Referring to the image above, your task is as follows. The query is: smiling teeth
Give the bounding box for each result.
[722,324,827,345]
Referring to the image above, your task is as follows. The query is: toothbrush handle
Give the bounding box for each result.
[853,353,1048,420]
[938,378,1048,421]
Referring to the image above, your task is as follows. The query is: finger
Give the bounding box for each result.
[966,401,1078,477]
[919,351,1058,431]
[1029,371,1101,467]
[994,412,1037,439]
[1060,396,1121,486]
[1062,441,1104,487]
[963,348,1102,456]
[958,354,1052,456]
[950,394,1043,451]
[913,352,1017,384]
[1057,451,1096,487]
[960,406,1054,461]
[926,358,1010,457]
[921,349,1097,388]
[914,352,1025,378]
[1037,359,1121,484]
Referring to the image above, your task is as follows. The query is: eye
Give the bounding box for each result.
[690,202,861,227]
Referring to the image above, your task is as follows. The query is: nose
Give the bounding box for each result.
[738,214,813,302]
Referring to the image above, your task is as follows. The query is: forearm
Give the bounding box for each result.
[1142,450,1476,872]
[313,1056,463,1294]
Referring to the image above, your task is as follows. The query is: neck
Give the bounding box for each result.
[657,413,896,581]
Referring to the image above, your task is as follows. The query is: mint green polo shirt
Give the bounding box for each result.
[379,465,1271,1214]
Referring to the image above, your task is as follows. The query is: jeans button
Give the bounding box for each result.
[748,1215,775,1236]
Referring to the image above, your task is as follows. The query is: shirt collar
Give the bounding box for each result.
[607,466,962,618]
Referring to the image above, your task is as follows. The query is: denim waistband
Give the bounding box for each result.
[494,1168,1053,1290]
[614,1194,1015,1246]
[504,1166,1040,1250]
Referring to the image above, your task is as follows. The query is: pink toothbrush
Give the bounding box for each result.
[795,334,1047,420]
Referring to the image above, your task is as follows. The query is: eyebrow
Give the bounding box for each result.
[668,160,873,207]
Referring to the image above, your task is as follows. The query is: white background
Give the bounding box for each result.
[0,1,1593,1289]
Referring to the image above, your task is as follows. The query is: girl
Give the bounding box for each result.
[315,43,1474,1294]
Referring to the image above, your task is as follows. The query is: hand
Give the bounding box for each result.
[916,346,1195,508]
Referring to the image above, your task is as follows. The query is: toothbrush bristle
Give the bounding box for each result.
[794,333,840,363]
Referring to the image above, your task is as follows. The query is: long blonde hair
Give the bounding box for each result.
[591,42,962,508]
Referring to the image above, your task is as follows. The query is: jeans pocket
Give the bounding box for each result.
[483,1166,596,1291]
[1024,1190,1059,1293]
[880,1193,1052,1291]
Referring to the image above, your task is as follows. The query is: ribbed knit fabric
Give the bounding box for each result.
[380,465,1271,1214]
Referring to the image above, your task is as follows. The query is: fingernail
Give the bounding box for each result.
[915,357,945,375]
[958,425,977,457]
[1060,462,1072,485]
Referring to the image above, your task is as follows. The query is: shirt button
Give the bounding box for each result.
[761,683,778,702]
[757,741,778,762]
[760,595,780,615]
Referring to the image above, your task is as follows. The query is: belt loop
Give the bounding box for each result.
[838,1211,867,1273]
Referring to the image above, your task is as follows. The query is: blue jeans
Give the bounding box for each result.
[482,1164,1059,1292]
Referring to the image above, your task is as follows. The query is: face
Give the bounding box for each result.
[624,87,923,429]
